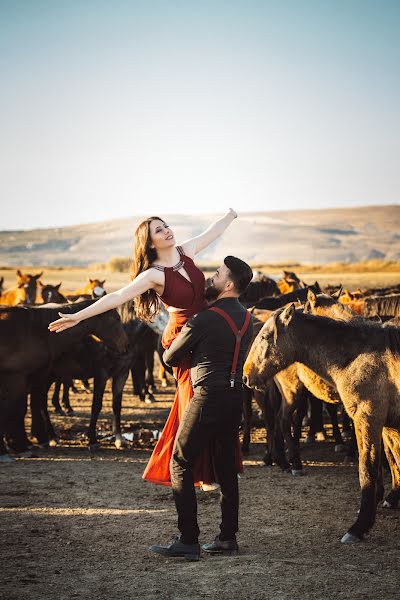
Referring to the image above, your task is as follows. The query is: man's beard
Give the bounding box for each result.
[204,283,219,302]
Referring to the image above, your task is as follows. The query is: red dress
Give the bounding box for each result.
[142,246,243,486]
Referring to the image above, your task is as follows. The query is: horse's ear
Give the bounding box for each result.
[100,279,106,285]
[89,278,94,284]
[56,283,62,289]
[38,280,44,288]
[314,281,321,293]
[331,286,343,300]
[16,269,22,277]
[307,289,317,307]
[35,272,43,279]
[280,303,296,326]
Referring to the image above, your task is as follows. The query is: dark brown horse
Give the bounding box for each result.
[244,305,400,543]
[38,281,68,304]
[0,300,128,457]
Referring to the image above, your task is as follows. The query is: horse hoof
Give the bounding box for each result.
[54,408,65,416]
[161,380,168,388]
[343,454,355,464]
[291,469,304,477]
[88,443,101,451]
[341,532,362,544]
[114,437,126,450]
[144,396,155,404]
[48,439,58,448]
[16,450,37,458]
[66,409,75,416]
[316,431,326,442]
[0,453,16,463]
[334,444,347,453]
[304,436,314,445]
[382,500,394,509]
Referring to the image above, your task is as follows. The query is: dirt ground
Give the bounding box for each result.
[1,375,399,600]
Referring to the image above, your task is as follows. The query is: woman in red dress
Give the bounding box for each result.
[48,209,241,487]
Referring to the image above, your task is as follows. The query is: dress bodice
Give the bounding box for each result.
[152,246,207,317]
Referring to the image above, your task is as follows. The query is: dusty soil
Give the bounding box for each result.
[1,376,399,600]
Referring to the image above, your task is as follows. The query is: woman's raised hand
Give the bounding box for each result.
[229,208,238,219]
[48,312,80,333]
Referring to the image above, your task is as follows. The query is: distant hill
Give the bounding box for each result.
[0,205,399,266]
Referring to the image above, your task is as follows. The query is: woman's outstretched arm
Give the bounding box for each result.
[180,208,237,257]
[48,269,161,333]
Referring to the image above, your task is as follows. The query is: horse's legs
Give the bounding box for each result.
[146,347,156,393]
[111,369,129,449]
[278,388,303,475]
[342,414,383,542]
[87,373,107,447]
[293,395,308,446]
[263,382,290,470]
[307,395,326,442]
[325,403,345,450]
[382,428,400,509]
[61,378,74,415]
[51,379,63,414]
[241,386,252,454]
[30,375,57,445]
[0,375,29,454]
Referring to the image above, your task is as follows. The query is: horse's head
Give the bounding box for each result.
[39,281,65,304]
[304,289,355,321]
[16,270,43,304]
[243,303,297,391]
[88,279,107,298]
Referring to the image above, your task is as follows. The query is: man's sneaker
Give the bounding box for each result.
[149,537,200,561]
[202,535,239,556]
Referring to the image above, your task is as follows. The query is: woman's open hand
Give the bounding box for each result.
[48,312,81,333]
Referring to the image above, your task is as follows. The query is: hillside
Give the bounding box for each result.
[0,205,399,266]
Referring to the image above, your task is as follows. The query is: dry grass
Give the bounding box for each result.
[2,262,400,295]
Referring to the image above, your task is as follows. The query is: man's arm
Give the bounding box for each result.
[163,313,205,367]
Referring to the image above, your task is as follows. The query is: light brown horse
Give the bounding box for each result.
[0,270,43,305]
[244,304,400,543]
[64,278,107,302]
[277,270,305,295]
[304,289,400,510]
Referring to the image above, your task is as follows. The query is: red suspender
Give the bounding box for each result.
[209,307,251,387]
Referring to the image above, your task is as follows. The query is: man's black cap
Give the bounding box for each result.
[224,256,253,295]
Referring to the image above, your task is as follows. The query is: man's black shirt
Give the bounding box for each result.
[163,297,253,389]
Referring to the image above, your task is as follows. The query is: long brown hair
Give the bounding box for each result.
[130,216,164,321]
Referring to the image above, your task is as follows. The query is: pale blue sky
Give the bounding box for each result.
[1,0,399,230]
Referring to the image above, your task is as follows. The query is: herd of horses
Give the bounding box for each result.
[1,268,400,545]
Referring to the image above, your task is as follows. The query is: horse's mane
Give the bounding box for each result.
[364,294,400,317]
[297,310,400,355]
[272,306,400,355]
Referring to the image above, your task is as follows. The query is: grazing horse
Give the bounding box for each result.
[0,270,42,305]
[244,305,400,543]
[0,300,128,457]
